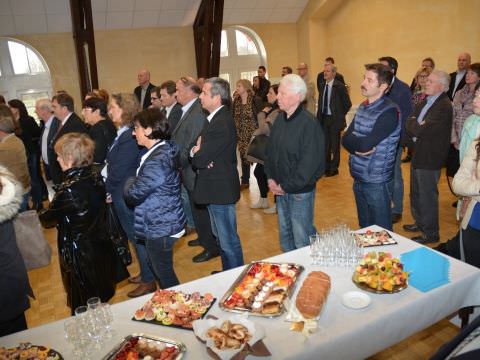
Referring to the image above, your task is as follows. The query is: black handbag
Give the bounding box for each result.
[246,134,269,164]
[105,202,132,266]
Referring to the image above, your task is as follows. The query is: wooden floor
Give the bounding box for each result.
[25,148,461,359]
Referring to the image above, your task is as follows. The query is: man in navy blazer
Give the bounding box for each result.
[447,52,471,100]
[379,56,414,224]
[35,98,59,183]
[192,77,244,272]
[134,69,155,110]
[50,93,87,185]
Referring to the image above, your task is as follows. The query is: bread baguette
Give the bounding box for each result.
[295,271,330,319]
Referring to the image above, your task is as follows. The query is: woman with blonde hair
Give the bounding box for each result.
[40,132,127,314]
[412,67,432,106]
[232,79,263,189]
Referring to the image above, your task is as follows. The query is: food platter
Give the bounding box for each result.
[354,229,397,247]
[219,261,304,317]
[102,333,185,360]
[132,289,216,330]
[352,251,409,294]
[0,343,63,359]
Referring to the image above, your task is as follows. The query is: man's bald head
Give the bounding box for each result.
[138,69,151,87]
[458,53,471,71]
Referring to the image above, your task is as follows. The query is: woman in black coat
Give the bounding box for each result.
[40,133,128,314]
[0,165,33,336]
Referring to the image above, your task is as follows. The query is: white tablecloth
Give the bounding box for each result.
[2,226,480,359]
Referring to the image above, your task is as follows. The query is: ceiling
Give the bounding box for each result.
[0,0,309,36]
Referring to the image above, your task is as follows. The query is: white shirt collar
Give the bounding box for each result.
[137,140,165,175]
[61,112,72,126]
[181,97,197,116]
[207,105,223,122]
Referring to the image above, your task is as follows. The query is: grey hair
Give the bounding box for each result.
[205,77,232,107]
[431,70,450,92]
[280,74,307,102]
[0,115,15,133]
[325,63,337,73]
[36,98,52,111]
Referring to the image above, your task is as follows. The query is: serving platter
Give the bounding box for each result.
[0,343,63,359]
[219,261,304,317]
[354,229,397,247]
[102,333,185,360]
[132,289,215,330]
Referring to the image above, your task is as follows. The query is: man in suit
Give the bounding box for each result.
[159,81,183,132]
[317,57,346,88]
[134,69,155,110]
[447,52,471,100]
[192,77,244,271]
[265,74,325,252]
[50,93,87,185]
[257,65,271,103]
[174,76,219,263]
[378,56,414,224]
[403,70,453,244]
[35,98,59,199]
[317,63,352,177]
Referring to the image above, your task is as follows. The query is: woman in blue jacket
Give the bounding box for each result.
[124,108,186,288]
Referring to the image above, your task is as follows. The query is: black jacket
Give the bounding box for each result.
[192,105,240,205]
[265,106,325,193]
[134,83,156,110]
[0,166,33,329]
[18,115,41,155]
[317,79,352,130]
[40,166,127,313]
[406,92,453,170]
[447,71,467,101]
[88,119,116,165]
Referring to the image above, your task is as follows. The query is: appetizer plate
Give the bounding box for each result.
[341,291,371,309]
[0,344,63,359]
[354,229,397,247]
[219,261,304,317]
[132,289,216,330]
[102,333,185,360]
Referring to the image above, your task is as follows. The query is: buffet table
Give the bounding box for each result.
[2,225,480,359]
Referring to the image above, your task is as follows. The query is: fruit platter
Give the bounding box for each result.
[219,261,304,317]
[132,289,215,330]
[102,333,185,360]
[354,229,397,247]
[352,251,408,293]
[0,343,63,359]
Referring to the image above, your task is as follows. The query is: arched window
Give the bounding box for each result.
[0,38,53,119]
[219,26,267,90]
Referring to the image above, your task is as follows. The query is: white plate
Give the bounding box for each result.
[341,291,371,309]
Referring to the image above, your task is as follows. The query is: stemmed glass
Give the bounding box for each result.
[98,303,115,339]
[64,316,92,359]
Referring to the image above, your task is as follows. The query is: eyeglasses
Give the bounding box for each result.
[151,97,159,100]
[82,107,93,112]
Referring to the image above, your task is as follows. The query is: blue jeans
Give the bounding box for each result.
[353,180,394,231]
[19,192,30,212]
[144,236,179,289]
[181,185,195,228]
[207,204,244,270]
[276,189,317,252]
[113,193,154,283]
[392,146,404,215]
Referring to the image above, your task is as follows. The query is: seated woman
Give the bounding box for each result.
[0,165,34,336]
[39,133,127,314]
[124,108,185,289]
[452,137,480,268]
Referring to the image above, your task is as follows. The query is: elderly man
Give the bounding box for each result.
[174,76,219,263]
[265,74,325,252]
[192,77,244,271]
[35,99,59,182]
[403,70,453,244]
[317,63,352,177]
[342,63,400,231]
[297,62,316,114]
[134,69,155,110]
[447,52,471,100]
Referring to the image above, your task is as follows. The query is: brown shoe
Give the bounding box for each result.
[240,183,249,190]
[184,226,197,236]
[128,275,142,284]
[127,282,156,298]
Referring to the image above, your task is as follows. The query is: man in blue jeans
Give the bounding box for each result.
[264,74,325,252]
[191,77,244,271]
[342,63,401,231]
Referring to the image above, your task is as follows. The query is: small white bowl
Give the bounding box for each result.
[341,291,371,309]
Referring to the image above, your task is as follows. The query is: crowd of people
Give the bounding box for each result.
[1,51,480,338]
